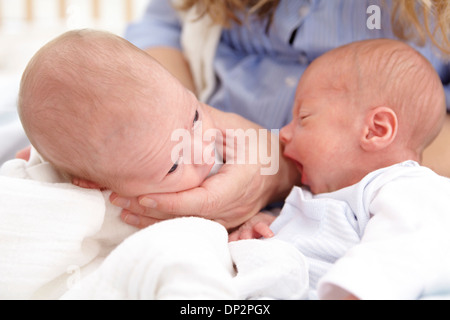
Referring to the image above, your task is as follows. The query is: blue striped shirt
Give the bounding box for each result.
[125,0,450,130]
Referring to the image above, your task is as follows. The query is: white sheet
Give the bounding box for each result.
[0,149,136,299]
[0,149,309,300]
[61,217,238,300]
[62,217,309,300]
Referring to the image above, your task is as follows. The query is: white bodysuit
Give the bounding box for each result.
[271,161,450,299]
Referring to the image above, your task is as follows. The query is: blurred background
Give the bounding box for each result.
[0,0,149,75]
[0,0,149,164]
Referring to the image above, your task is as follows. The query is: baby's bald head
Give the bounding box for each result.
[313,39,446,157]
[18,29,177,187]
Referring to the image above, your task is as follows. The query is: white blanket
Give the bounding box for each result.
[0,149,309,300]
[0,149,136,299]
[62,217,238,299]
[62,219,309,300]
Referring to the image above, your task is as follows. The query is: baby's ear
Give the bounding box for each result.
[360,106,398,152]
[72,177,103,190]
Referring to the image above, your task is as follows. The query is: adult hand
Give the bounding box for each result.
[112,162,268,229]
[111,108,300,230]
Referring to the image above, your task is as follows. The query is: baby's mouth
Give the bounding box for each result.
[294,161,308,186]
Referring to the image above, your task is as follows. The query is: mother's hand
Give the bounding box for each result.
[111,109,300,230]
[111,161,270,229]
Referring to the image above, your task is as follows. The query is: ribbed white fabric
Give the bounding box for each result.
[271,161,450,299]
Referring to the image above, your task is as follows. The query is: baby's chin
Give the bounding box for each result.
[301,175,325,194]
[309,180,348,195]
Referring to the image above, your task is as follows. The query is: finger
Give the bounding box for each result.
[239,226,256,240]
[110,193,185,221]
[72,177,102,190]
[228,230,241,242]
[138,186,217,217]
[120,210,164,229]
[16,145,31,161]
[253,222,275,239]
[110,193,145,214]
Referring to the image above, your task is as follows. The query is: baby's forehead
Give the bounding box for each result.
[295,64,354,99]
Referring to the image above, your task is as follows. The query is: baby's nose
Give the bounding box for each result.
[280,122,293,143]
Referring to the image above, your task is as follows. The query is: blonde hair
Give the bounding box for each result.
[174,0,279,29]
[175,0,450,55]
[392,0,450,55]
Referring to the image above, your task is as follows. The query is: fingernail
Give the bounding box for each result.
[111,197,130,208]
[139,197,157,208]
[124,213,140,226]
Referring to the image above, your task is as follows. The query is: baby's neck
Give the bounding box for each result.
[350,147,421,187]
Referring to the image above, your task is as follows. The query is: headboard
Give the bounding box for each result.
[0,0,148,74]
[0,0,148,31]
